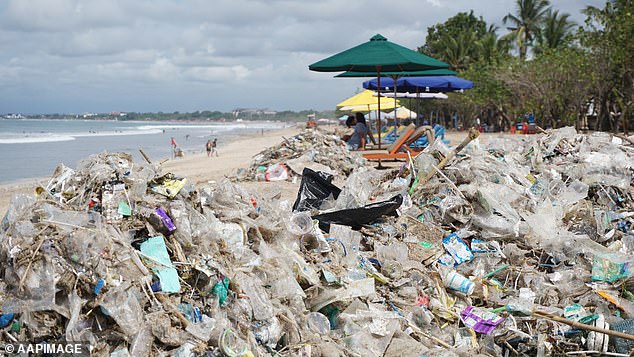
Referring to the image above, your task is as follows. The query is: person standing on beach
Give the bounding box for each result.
[206,139,212,157]
[171,137,178,158]
[211,138,219,157]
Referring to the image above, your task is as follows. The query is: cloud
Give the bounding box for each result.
[0,0,606,113]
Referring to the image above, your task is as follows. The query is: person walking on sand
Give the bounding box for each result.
[211,138,219,157]
[206,139,212,157]
[171,137,178,158]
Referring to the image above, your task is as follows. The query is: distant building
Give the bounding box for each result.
[232,108,278,118]
[4,113,24,119]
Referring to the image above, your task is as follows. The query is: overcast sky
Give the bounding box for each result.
[0,0,605,114]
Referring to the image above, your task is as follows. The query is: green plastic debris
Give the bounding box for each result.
[418,241,435,249]
[591,255,629,282]
[10,320,20,333]
[140,236,181,293]
[212,277,230,306]
[118,201,131,216]
[321,269,338,284]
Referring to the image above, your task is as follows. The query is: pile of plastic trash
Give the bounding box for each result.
[0,127,633,356]
[234,128,365,182]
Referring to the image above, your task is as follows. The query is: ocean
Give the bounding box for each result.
[0,118,286,183]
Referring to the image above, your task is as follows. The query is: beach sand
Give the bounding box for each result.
[0,125,304,217]
[0,127,497,217]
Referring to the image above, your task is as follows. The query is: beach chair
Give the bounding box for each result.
[409,124,448,148]
[363,124,417,160]
[375,125,405,144]
[404,125,435,148]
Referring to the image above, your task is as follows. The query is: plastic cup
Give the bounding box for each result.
[306,312,330,334]
[442,270,475,295]
[219,328,249,357]
[288,212,314,235]
[381,260,403,279]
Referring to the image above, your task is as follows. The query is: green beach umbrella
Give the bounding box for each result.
[308,34,449,73]
[308,34,449,148]
[335,68,457,78]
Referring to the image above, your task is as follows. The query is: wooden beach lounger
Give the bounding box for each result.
[363,124,417,160]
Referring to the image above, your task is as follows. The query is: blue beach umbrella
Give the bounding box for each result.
[364,75,474,92]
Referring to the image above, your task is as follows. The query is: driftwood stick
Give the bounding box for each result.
[156,294,191,328]
[532,310,634,341]
[417,127,480,186]
[139,149,153,164]
[18,235,47,291]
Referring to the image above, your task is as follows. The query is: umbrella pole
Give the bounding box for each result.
[392,75,398,127]
[416,87,420,127]
[377,67,381,149]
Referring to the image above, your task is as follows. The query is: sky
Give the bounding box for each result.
[0,0,605,114]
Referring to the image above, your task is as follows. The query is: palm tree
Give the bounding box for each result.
[476,25,511,65]
[503,0,551,60]
[534,9,576,53]
[440,31,478,70]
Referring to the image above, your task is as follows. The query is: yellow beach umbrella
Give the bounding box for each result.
[336,90,400,110]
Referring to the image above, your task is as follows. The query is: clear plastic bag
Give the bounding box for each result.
[99,284,144,337]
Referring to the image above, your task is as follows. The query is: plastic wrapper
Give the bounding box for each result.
[1,194,37,231]
[591,254,630,282]
[169,200,193,248]
[236,272,274,321]
[335,167,381,210]
[65,291,93,343]
[460,306,504,334]
[265,162,289,181]
[441,233,474,266]
[139,235,181,293]
[148,173,188,198]
[99,284,143,337]
[312,194,403,232]
[3,258,57,313]
[292,168,341,212]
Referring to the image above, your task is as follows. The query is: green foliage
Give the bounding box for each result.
[502,0,551,59]
[413,0,632,132]
[22,110,335,123]
[534,9,576,54]
[419,11,491,70]
[579,0,634,130]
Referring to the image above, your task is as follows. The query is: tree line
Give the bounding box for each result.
[417,0,632,132]
[23,110,334,123]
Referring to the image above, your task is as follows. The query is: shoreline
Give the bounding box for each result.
[0,125,303,217]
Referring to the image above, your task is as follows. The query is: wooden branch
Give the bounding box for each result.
[532,310,634,342]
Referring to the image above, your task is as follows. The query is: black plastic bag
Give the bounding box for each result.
[312,194,403,232]
[292,168,342,212]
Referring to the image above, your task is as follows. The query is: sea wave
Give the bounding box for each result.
[0,135,76,144]
[135,122,285,131]
[0,128,164,144]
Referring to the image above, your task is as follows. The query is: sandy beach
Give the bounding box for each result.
[0,125,304,217]
[0,127,488,217]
